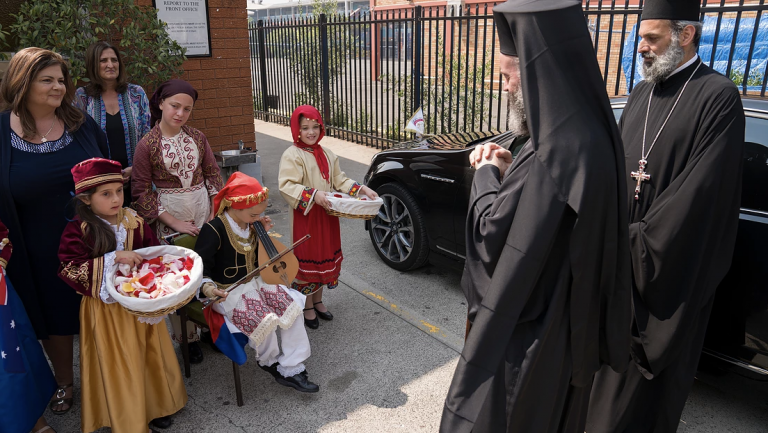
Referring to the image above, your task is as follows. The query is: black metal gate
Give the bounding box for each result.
[250,2,768,149]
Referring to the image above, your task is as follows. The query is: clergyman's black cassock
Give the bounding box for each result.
[585,56,745,431]
[439,1,632,432]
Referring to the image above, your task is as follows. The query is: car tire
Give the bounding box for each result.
[368,182,429,271]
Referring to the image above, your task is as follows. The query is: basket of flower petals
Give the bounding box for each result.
[324,192,383,220]
[105,245,203,318]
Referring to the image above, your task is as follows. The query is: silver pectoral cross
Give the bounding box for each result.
[630,159,651,201]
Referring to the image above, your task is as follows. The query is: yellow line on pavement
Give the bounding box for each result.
[361,289,451,340]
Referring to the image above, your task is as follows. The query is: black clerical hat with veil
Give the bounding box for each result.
[641,0,700,21]
[492,0,632,384]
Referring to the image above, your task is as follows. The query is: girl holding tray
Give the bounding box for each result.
[278,105,378,329]
[58,158,186,433]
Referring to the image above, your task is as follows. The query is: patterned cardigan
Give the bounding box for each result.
[131,125,223,221]
[76,83,151,166]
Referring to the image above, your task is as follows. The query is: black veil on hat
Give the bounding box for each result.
[491,0,631,383]
[641,0,700,21]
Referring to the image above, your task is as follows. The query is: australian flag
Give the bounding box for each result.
[0,272,24,373]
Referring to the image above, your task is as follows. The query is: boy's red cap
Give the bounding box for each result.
[71,158,123,194]
[214,172,269,216]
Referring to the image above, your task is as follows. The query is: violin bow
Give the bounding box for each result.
[201,234,311,308]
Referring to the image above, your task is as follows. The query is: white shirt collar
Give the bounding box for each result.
[667,54,699,79]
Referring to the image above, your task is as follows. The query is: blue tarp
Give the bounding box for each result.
[622,15,768,92]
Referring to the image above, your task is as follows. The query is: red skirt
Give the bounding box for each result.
[293,206,343,285]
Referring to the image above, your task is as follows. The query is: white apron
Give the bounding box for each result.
[212,276,305,348]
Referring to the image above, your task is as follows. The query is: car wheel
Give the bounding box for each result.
[368,182,429,271]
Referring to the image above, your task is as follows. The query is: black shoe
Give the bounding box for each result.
[201,330,221,354]
[303,308,319,329]
[188,342,204,364]
[152,415,173,429]
[259,362,280,379]
[314,302,333,321]
[275,371,320,393]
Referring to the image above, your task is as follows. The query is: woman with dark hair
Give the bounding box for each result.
[132,79,223,364]
[0,47,109,417]
[76,41,151,206]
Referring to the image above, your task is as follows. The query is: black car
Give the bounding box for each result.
[363,97,768,379]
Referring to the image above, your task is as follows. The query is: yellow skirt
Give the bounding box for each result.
[80,295,188,433]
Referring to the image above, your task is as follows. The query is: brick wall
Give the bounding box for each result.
[137,0,255,152]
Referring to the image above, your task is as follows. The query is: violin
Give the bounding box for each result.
[253,221,299,286]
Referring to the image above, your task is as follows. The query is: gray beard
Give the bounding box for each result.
[641,36,685,84]
[506,85,529,137]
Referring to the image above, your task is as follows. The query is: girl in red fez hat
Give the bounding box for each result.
[130,79,223,359]
[195,172,319,392]
[57,158,187,433]
[278,105,378,329]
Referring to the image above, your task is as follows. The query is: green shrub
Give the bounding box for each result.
[11,0,186,91]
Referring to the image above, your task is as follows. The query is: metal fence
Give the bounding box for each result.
[249,1,768,149]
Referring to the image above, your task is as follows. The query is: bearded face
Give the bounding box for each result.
[641,33,685,84]
[637,20,688,84]
[500,54,529,137]
[507,84,529,137]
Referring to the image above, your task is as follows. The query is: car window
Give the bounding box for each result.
[614,107,767,212]
[612,108,623,122]
[742,115,768,212]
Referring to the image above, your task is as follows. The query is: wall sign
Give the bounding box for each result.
[153,0,212,57]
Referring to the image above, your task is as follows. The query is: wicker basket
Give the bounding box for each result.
[325,209,377,220]
[324,192,383,220]
[120,291,198,318]
[105,245,202,318]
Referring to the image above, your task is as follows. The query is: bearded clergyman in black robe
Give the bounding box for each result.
[439,1,632,431]
[585,0,745,431]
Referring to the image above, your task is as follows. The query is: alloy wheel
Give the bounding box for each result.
[370,193,415,264]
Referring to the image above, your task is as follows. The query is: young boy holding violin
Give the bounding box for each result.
[194,172,319,393]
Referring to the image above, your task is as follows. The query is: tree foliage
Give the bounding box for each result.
[11,0,186,91]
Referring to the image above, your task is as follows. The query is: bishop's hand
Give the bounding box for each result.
[471,143,513,175]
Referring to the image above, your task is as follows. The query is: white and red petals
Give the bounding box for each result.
[115,254,194,299]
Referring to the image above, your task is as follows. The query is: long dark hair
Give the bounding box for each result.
[74,190,117,258]
[83,41,128,97]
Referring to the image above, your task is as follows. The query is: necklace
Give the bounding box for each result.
[38,116,57,143]
[631,61,701,201]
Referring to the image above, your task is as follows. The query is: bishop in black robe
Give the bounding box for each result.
[440,1,632,432]
[586,29,745,433]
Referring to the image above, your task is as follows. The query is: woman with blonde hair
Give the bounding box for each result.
[0,47,109,421]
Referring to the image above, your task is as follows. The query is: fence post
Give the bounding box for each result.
[319,14,332,124]
[257,19,270,122]
[412,5,423,113]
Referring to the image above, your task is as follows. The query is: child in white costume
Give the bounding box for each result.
[195,172,319,393]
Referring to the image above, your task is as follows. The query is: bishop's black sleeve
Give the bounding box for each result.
[628,86,744,376]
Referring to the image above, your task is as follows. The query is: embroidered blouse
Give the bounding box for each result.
[57,208,158,297]
[76,84,151,166]
[278,145,361,212]
[10,130,73,153]
[131,125,223,221]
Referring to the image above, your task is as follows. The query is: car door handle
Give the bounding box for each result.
[420,173,455,184]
